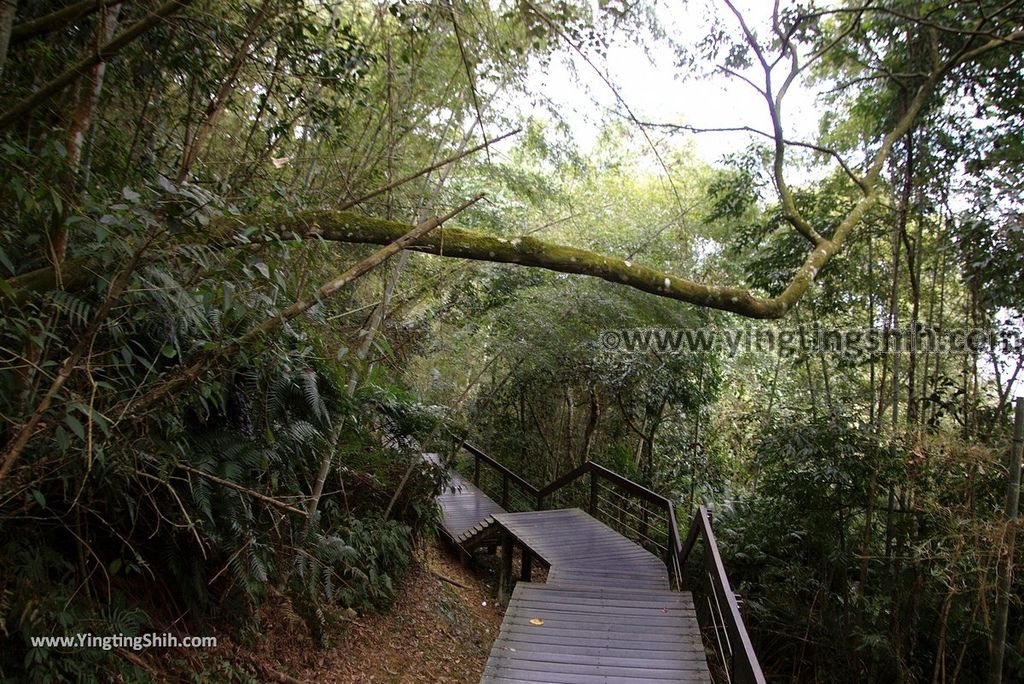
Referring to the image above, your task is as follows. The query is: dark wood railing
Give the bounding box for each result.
[457,441,766,684]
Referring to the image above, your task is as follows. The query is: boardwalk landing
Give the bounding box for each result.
[432,459,713,683]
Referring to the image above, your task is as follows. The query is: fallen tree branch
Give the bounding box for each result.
[1,207,835,318]
[232,209,838,319]
[429,568,469,589]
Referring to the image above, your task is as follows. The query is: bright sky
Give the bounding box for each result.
[515,0,824,166]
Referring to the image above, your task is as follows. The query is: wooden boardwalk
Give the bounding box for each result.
[432,461,713,683]
[492,509,671,591]
[427,453,505,540]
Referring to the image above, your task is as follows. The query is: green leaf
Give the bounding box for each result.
[64,414,85,441]
[49,188,63,215]
[0,246,14,275]
[55,425,69,451]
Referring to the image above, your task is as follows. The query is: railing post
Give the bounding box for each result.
[588,470,597,516]
[501,473,509,509]
[473,454,480,486]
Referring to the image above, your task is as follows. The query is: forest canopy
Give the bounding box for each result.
[0,0,1022,682]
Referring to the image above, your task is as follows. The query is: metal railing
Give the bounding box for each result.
[455,441,766,684]
[461,441,540,512]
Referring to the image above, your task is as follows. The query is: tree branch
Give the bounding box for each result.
[11,0,104,44]
[0,231,159,487]
[208,209,842,319]
[0,0,194,131]
[114,195,484,421]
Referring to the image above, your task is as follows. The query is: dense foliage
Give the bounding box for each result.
[1,0,1022,682]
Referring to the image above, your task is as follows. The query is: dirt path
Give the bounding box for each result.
[243,542,505,683]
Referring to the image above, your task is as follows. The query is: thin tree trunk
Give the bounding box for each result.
[921,213,942,427]
[884,136,907,573]
[579,386,600,463]
[177,0,271,181]
[795,311,820,419]
[0,0,16,79]
[50,2,121,268]
[905,204,923,426]
[930,210,950,424]
[564,387,574,469]
[931,552,962,684]
[989,398,1024,683]
[811,307,835,414]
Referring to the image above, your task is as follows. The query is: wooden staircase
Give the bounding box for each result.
[427,445,766,683]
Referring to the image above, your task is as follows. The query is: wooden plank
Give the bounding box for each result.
[490,635,706,660]
[483,673,711,684]
[487,656,710,676]
[497,622,692,643]
[484,656,706,680]
[483,672,712,684]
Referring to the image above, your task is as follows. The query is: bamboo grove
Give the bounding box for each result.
[1,0,1023,681]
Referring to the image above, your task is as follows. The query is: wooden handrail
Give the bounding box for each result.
[457,442,766,684]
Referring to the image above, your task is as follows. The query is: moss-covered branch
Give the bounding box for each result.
[4,209,855,319]
[286,211,796,318]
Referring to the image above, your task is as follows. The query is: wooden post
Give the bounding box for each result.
[990,397,1023,684]
[498,531,514,605]
[522,550,533,582]
[502,473,509,509]
[473,455,480,486]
